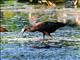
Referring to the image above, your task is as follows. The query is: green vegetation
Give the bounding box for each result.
[73,35,80,38]
[1,11,29,31]
[3,10,16,19]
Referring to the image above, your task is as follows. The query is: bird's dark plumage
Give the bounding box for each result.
[24,21,66,39]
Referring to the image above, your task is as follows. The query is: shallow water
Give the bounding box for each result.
[1,26,80,60]
[1,43,80,60]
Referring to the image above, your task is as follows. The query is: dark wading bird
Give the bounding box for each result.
[22,21,67,40]
[0,27,8,32]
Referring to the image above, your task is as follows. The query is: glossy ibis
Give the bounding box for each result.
[22,21,67,40]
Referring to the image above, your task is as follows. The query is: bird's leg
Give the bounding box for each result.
[43,33,45,40]
[43,32,52,40]
[42,33,49,46]
[48,34,53,40]
[43,32,48,40]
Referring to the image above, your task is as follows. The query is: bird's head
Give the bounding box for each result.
[21,25,31,33]
[22,25,37,32]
